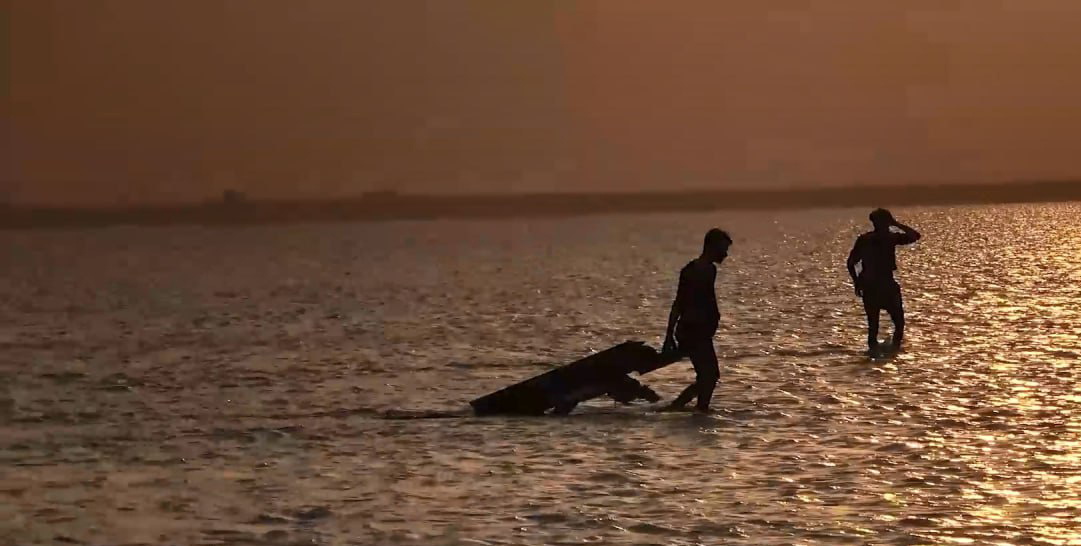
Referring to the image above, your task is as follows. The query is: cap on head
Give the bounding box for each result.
[703,228,732,252]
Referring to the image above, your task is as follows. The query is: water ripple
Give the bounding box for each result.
[1,203,1079,545]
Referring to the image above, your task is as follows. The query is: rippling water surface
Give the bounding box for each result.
[1,204,1080,545]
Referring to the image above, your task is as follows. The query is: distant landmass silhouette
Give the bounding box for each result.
[3,180,1079,229]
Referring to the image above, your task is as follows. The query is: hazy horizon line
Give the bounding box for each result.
[3,178,1080,230]
[5,178,1080,211]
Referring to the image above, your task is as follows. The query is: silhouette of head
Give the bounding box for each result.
[703,228,732,263]
[869,208,894,232]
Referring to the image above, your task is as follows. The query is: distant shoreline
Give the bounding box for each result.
[3,180,1080,229]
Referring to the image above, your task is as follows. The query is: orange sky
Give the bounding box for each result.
[5,1,1081,205]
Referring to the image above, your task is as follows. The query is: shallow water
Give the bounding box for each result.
[1,203,1080,545]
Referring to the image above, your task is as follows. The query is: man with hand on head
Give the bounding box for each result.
[847,208,922,357]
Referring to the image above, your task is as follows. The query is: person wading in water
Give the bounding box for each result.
[661,228,732,413]
[847,208,922,357]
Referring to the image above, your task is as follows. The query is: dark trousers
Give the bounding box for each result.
[671,326,719,410]
[861,278,905,350]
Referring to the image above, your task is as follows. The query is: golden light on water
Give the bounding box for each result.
[1,204,1080,544]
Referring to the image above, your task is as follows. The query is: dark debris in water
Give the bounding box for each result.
[294,507,333,521]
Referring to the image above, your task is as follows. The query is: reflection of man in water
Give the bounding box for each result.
[662,228,732,413]
[847,209,922,355]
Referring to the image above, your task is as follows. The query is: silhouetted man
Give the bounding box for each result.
[661,228,732,413]
[847,208,922,356]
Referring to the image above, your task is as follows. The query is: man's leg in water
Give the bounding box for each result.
[668,331,699,409]
[862,296,881,352]
[667,337,718,410]
[884,282,905,350]
[690,340,719,411]
[670,381,698,409]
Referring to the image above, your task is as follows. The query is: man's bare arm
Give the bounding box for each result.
[847,240,862,296]
[893,220,922,245]
[663,275,684,352]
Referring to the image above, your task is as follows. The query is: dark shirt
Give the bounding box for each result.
[676,258,719,331]
[850,230,919,284]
